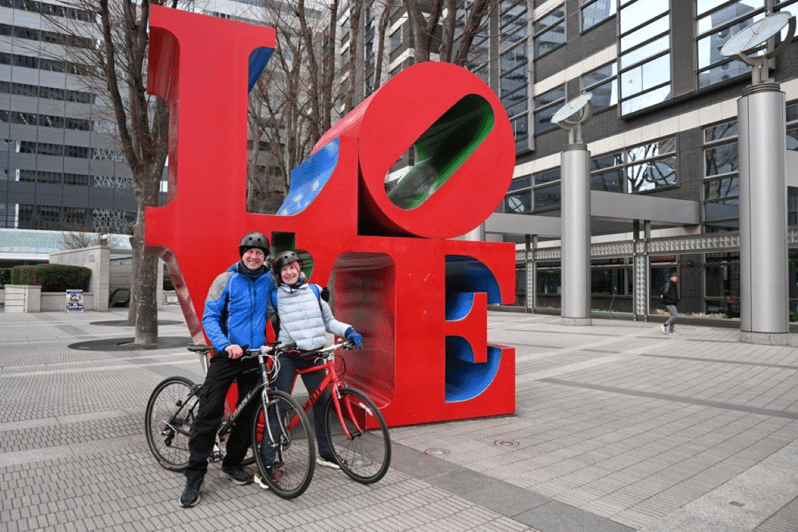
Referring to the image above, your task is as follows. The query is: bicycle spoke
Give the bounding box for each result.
[145,377,197,471]
[253,390,315,499]
[324,388,391,484]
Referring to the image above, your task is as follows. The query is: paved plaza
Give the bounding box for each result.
[1,306,797,531]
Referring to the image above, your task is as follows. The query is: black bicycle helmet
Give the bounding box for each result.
[272,250,302,281]
[238,231,270,258]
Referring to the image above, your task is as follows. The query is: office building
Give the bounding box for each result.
[0,0,137,241]
[341,0,798,321]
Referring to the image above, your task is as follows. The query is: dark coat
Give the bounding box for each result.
[662,279,679,306]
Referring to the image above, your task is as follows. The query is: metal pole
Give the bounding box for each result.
[738,82,789,345]
[560,144,591,325]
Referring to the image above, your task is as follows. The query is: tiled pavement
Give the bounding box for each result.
[1,307,797,531]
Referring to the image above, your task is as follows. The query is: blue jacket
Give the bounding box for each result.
[202,262,275,352]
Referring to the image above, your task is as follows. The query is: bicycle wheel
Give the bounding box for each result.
[324,387,391,484]
[145,376,198,471]
[252,389,315,499]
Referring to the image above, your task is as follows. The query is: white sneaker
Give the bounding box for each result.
[254,468,281,490]
[661,324,668,334]
[670,331,681,336]
[253,473,269,490]
[316,455,340,469]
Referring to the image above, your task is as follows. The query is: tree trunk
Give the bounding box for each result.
[131,212,159,346]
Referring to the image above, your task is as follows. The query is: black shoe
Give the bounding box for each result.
[180,476,203,508]
[220,465,253,485]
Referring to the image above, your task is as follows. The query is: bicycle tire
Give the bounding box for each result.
[145,376,198,471]
[252,389,315,499]
[324,387,391,484]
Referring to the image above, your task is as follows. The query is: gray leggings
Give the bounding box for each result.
[664,305,678,331]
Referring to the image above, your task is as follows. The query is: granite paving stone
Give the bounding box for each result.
[2,308,798,530]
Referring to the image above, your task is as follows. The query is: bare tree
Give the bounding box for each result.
[246,0,405,204]
[57,222,100,250]
[372,0,396,92]
[247,0,498,210]
[44,0,172,346]
[404,0,495,66]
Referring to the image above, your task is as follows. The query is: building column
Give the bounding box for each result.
[738,83,789,345]
[560,144,591,325]
[525,235,536,313]
[633,221,650,321]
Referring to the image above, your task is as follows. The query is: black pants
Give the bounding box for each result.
[185,355,260,479]
[260,353,332,465]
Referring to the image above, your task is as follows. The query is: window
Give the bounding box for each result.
[787,102,798,226]
[590,152,624,192]
[582,0,616,31]
[627,137,677,192]
[582,63,618,113]
[704,252,740,316]
[533,5,565,58]
[537,262,561,299]
[788,101,798,153]
[696,1,761,88]
[533,168,561,212]
[703,120,739,232]
[618,0,671,115]
[502,175,532,213]
[500,0,529,152]
[591,259,633,297]
[533,85,565,135]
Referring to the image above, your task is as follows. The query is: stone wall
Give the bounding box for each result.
[4,244,165,312]
[49,245,110,311]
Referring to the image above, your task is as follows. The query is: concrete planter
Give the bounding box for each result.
[41,292,94,311]
[5,285,41,313]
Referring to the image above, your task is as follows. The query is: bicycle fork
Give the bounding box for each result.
[326,388,367,441]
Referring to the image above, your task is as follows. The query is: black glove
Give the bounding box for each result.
[320,286,330,302]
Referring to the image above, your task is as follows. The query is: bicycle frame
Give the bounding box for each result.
[217,380,266,435]
[188,345,286,449]
[287,346,365,441]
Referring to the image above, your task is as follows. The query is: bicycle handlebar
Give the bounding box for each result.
[187,339,355,360]
[293,339,357,360]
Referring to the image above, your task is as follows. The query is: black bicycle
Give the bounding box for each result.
[144,343,316,499]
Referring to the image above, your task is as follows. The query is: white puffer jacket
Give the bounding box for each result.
[274,281,351,351]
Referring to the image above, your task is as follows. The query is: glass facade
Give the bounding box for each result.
[500,0,530,151]
[534,85,565,135]
[618,0,671,115]
[0,0,137,232]
[582,63,618,114]
[533,5,565,58]
[581,0,616,32]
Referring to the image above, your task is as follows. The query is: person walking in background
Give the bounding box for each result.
[661,272,680,336]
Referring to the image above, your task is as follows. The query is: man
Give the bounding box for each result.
[180,231,274,507]
[661,272,680,336]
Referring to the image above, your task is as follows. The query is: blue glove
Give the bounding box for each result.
[344,327,363,348]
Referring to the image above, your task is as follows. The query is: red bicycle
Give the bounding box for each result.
[255,339,391,487]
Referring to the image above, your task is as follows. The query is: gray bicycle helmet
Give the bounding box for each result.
[239,231,270,258]
[272,250,302,281]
